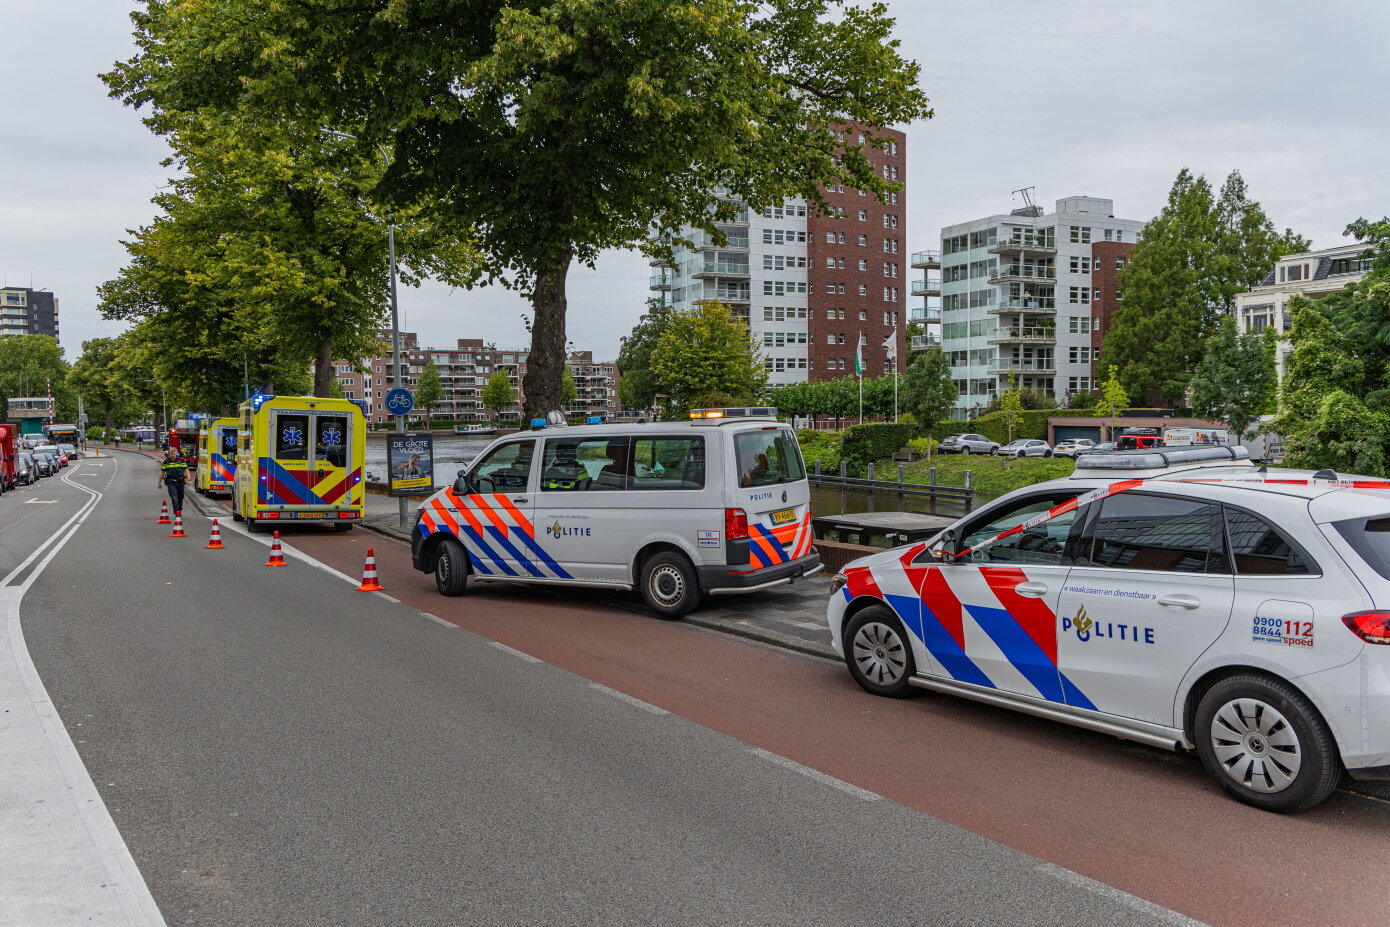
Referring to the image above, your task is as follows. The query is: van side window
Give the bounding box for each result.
[1224,508,1314,575]
[541,436,630,492]
[276,414,309,461]
[470,440,534,493]
[1083,493,1226,573]
[631,437,705,490]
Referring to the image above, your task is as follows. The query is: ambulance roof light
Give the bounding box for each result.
[250,393,274,412]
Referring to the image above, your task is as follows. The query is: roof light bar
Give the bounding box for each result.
[1075,445,1249,470]
[689,406,778,420]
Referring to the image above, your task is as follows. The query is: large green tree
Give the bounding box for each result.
[617,300,678,413]
[1102,169,1307,405]
[414,359,444,426]
[1188,314,1277,437]
[66,336,146,432]
[106,0,931,417]
[481,370,519,422]
[650,301,766,416]
[900,348,957,437]
[0,335,74,421]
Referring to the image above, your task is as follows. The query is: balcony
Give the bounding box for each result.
[988,233,1057,257]
[990,297,1057,315]
[693,259,750,278]
[649,272,673,290]
[909,305,942,322]
[911,250,942,268]
[988,364,1056,377]
[989,265,1056,285]
[911,276,941,297]
[910,334,942,351]
[988,328,1057,346]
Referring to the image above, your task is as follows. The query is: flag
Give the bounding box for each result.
[854,331,865,377]
[882,329,897,362]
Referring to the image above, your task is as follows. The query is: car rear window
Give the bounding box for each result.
[1334,516,1390,580]
[735,429,805,488]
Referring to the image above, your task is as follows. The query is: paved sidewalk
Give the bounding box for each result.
[358,491,840,660]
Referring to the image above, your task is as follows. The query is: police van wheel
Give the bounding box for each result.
[1194,674,1341,813]
[435,538,469,596]
[640,552,700,619]
[845,606,916,698]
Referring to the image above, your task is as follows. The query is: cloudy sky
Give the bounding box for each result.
[3,1,1387,363]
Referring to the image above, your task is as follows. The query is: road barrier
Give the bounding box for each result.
[265,531,287,567]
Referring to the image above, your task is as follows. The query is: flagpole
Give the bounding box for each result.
[894,357,899,423]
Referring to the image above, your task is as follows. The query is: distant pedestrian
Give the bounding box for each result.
[157,447,188,515]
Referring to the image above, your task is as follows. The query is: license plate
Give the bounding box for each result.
[771,508,796,525]
[295,512,326,519]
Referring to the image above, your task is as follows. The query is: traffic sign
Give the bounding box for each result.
[385,388,415,415]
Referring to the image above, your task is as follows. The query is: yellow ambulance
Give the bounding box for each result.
[232,395,366,532]
[196,417,238,496]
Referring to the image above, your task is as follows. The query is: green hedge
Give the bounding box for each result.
[840,422,916,473]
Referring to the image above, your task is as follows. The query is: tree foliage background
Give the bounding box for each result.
[1102,169,1306,405]
[105,0,931,416]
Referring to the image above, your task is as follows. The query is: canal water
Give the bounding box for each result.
[365,433,986,520]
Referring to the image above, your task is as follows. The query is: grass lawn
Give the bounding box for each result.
[897,453,1075,497]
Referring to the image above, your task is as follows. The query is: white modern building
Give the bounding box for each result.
[1235,243,1374,375]
[909,249,941,351]
[938,195,1144,418]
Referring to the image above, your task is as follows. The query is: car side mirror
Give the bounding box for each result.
[453,469,471,494]
[926,529,956,562]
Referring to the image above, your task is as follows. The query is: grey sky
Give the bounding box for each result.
[2,1,1386,364]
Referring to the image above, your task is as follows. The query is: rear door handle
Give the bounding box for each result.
[1158,594,1200,610]
[514,497,529,504]
[1015,581,1048,598]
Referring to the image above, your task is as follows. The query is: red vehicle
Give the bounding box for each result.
[0,424,15,491]
[1114,427,1163,450]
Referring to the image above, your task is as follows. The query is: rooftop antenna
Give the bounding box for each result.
[1012,186,1037,213]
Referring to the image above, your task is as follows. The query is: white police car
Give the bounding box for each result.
[828,445,1390,812]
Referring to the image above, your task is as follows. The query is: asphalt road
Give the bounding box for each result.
[8,451,1385,926]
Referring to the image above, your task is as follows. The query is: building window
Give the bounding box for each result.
[857,209,867,221]
[1069,256,1091,274]
[1068,286,1091,305]
[825,232,836,244]
[825,257,836,269]
[858,310,868,321]
[1069,346,1093,364]
[858,284,867,296]
[858,259,868,271]
[1068,316,1094,334]
[858,234,868,246]
[1069,226,1092,244]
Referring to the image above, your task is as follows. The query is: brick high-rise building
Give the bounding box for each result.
[649,124,907,386]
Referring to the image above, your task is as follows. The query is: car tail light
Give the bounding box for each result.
[1342,611,1390,645]
[263,511,280,519]
[338,511,357,519]
[725,507,748,542]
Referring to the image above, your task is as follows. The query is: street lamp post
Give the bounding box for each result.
[322,127,408,527]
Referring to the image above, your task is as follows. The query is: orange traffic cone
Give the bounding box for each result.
[204,518,225,549]
[168,513,186,538]
[355,547,384,592]
[265,531,287,567]
[157,499,171,525]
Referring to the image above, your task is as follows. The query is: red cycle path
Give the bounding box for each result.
[282,526,1389,927]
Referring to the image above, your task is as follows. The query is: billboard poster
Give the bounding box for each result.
[387,432,435,496]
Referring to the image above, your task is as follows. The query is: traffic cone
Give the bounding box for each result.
[355,547,384,592]
[157,499,171,524]
[168,513,186,538]
[265,531,287,567]
[204,518,225,549]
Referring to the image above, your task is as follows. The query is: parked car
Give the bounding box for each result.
[15,452,37,485]
[1075,441,1116,457]
[938,434,1000,455]
[31,446,60,476]
[998,439,1053,458]
[1052,438,1096,458]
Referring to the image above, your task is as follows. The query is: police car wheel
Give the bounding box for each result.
[1194,674,1340,813]
[845,606,916,698]
[640,552,699,619]
[435,538,469,596]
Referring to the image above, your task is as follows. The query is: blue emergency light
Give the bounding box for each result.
[530,417,547,431]
[585,416,603,425]
[251,393,275,412]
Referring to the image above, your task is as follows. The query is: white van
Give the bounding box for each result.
[410,410,822,617]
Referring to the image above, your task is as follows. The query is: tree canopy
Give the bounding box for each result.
[650,301,766,416]
[899,348,957,435]
[415,359,444,423]
[106,0,931,416]
[1101,169,1306,405]
[616,300,677,414]
[0,335,74,421]
[1188,314,1276,437]
[481,370,519,421]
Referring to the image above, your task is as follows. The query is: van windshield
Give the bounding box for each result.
[735,429,805,487]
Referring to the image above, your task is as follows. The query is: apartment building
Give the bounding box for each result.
[1236,243,1374,375]
[649,124,907,385]
[938,195,1143,417]
[335,335,620,425]
[0,287,59,339]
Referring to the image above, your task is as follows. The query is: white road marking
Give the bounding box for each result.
[589,682,668,715]
[418,611,456,629]
[747,747,881,802]
[24,499,58,504]
[488,641,542,663]
[1035,862,1208,926]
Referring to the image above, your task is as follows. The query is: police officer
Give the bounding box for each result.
[156,446,189,515]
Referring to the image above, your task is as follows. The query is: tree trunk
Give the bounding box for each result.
[314,336,334,397]
[523,253,572,420]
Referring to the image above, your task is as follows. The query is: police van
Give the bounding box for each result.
[410,408,822,618]
[196,416,238,496]
[232,395,366,531]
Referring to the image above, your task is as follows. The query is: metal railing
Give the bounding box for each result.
[806,459,974,502]
[911,250,942,266]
